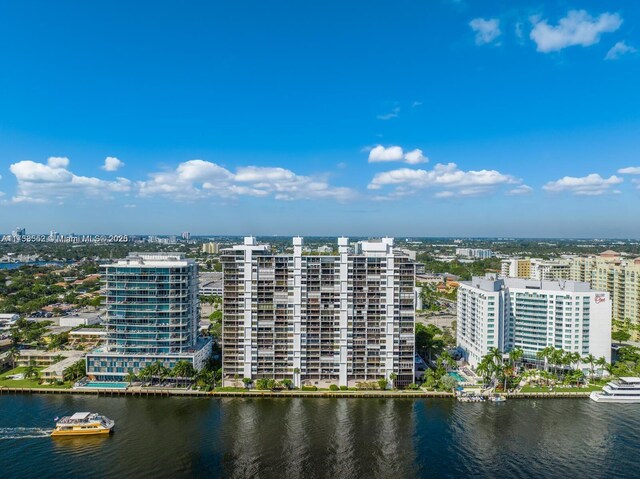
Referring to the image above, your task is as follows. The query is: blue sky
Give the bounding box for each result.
[0,1,639,237]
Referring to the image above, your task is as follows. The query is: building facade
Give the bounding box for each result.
[221,237,415,388]
[86,253,212,381]
[457,275,611,368]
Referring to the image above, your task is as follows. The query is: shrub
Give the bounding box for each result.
[329,384,339,391]
[340,385,348,391]
[377,378,389,390]
[301,386,318,391]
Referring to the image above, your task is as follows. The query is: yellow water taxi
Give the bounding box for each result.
[51,412,115,437]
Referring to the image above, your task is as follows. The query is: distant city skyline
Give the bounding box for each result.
[1,1,639,237]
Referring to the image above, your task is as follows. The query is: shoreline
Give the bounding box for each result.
[0,386,593,399]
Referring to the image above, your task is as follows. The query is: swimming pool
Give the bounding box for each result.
[78,381,129,389]
[448,372,467,383]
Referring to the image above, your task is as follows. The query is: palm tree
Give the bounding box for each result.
[475,360,490,387]
[24,361,39,380]
[125,369,137,386]
[6,347,19,370]
[595,357,611,378]
[583,354,596,380]
[293,367,301,388]
[508,348,524,372]
[172,360,195,388]
[389,372,398,389]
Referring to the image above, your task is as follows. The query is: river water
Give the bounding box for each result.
[0,395,638,479]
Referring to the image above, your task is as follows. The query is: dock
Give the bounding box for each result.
[0,386,596,399]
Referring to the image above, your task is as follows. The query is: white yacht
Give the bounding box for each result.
[590,377,640,403]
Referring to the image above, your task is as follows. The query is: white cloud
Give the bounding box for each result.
[138,160,354,201]
[368,162,517,198]
[470,18,501,45]
[530,10,622,53]
[506,185,534,196]
[412,101,423,108]
[605,41,637,60]
[368,145,404,163]
[618,166,640,175]
[404,149,429,165]
[542,173,622,195]
[9,157,131,203]
[368,145,429,164]
[102,156,125,171]
[376,107,400,120]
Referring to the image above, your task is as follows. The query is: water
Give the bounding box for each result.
[448,371,466,382]
[0,261,64,270]
[79,382,130,389]
[0,395,639,479]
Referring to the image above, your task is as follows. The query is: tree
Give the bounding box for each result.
[612,330,631,343]
[438,374,457,392]
[6,347,19,369]
[389,372,398,389]
[125,370,137,386]
[242,377,252,389]
[24,361,39,380]
[423,369,437,389]
[415,323,444,362]
[508,348,524,370]
[172,360,195,388]
[281,378,293,390]
[377,378,389,390]
[583,354,596,380]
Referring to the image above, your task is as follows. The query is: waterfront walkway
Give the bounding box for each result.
[0,386,594,399]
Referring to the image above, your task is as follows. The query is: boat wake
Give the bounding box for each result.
[0,427,51,440]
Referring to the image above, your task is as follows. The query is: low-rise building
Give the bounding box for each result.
[16,349,85,368]
[0,313,19,332]
[60,314,102,327]
[198,272,223,296]
[68,328,107,348]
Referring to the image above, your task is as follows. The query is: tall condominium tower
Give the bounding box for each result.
[569,251,640,340]
[221,237,415,388]
[457,275,611,368]
[86,253,212,381]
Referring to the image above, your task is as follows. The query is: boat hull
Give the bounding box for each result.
[51,427,113,437]
[590,392,640,403]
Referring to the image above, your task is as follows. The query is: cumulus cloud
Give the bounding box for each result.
[368,162,517,198]
[376,107,400,120]
[138,160,354,201]
[404,149,429,165]
[530,10,622,53]
[542,173,622,195]
[368,146,404,163]
[605,41,637,60]
[506,185,534,196]
[470,18,501,45]
[102,156,125,171]
[368,145,429,164]
[618,166,640,175]
[9,157,132,203]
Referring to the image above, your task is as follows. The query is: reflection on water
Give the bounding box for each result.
[0,396,639,479]
[51,434,112,454]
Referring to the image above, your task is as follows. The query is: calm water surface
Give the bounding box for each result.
[0,395,638,479]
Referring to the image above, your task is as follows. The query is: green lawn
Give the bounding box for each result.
[0,366,73,389]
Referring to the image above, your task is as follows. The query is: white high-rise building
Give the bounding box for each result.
[455,248,493,259]
[457,275,611,368]
[221,237,416,388]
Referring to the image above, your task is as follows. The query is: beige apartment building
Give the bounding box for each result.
[569,251,640,340]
